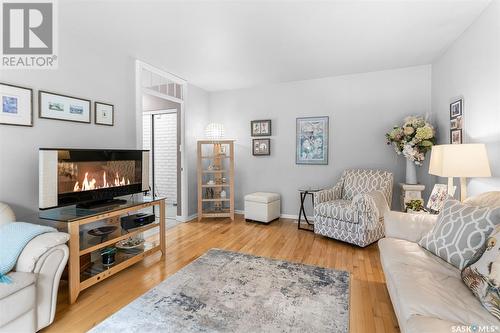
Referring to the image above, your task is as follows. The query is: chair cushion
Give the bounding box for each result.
[315,200,359,223]
[0,272,36,299]
[341,169,393,203]
[419,198,500,270]
[244,192,280,204]
[379,238,498,326]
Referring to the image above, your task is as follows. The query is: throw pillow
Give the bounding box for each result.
[462,225,500,320]
[464,191,500,209]
[418,198,500,270]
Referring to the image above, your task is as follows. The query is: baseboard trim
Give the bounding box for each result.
[235,210,313,222]
[177,213,198,222]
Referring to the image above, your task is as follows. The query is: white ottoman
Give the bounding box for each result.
[244,192,281,223]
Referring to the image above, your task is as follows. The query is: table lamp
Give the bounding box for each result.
[428,144,491,201]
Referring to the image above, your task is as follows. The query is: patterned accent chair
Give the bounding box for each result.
[314,169,394,247]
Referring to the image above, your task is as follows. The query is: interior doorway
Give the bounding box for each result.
[142,110,179,219]
[135,60,187,221]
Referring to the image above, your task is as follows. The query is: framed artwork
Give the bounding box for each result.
[95,102,114,126]
[449,99,463,144]
[451,129,462,144]
[252,138,270,156]
[39,91,91,123]
[0,83,33,127]
[296,116,329,165]
[427,184,456,213]
[251,119,272,136]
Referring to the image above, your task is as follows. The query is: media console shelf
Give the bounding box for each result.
[37,197,166,304]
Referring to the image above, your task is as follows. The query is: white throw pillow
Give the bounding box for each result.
[464,191,500,208]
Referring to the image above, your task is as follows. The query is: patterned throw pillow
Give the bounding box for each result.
[462,225,500,320]
[419,198,500,270]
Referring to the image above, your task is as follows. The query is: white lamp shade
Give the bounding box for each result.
[205,123,224,140]
[429,144,491,177]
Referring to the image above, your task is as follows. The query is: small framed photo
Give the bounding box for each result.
[252,138,270,156]
[427,184,456,213]
[95,102,114,126]
[39,91,91,123]
[251,119,272,136]
[450,99,463,118]
[451,129,462,144]
[0,83,33,127]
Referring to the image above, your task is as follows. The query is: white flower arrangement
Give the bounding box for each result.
[386,115,435,166]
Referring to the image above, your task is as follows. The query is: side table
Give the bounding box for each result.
[399,183,425,211]
[298,189,321,231]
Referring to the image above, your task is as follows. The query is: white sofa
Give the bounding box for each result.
[379,211,499,333]
[0,203,69,333]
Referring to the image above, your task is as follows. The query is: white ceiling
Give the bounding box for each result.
[63,0,491,91]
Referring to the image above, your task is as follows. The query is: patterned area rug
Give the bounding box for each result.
[90,249,350,333]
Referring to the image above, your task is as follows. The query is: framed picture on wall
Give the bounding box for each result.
[252,138,270,156]
[251,119,272,136]
[95,102,114,126]
[296,116,329,165]
[39,91,91,123]
[0,83,33,127]
[449,98,463,144]
[451,129,462,144]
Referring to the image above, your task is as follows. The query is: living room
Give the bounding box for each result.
[0,0,499,332]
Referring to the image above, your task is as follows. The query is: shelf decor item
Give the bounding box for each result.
[450,99,463,144]
[296,116,329,165]
[0,83,33,127]
[39,90,91,123]
[253,138,270,156]
[386,115,435,184]
[427,184,456,213]
[251,119,272,136]
[95,102,114,126]
[197,140,235,221]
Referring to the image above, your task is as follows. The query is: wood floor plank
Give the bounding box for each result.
[42,215,400,333]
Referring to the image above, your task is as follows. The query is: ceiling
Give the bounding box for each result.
[63,0,491,91]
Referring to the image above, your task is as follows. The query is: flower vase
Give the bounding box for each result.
[405,159,418,185]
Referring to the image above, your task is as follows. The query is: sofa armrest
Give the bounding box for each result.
[15,232,69,273]
[314,182,343,205]
[384,211,438,243]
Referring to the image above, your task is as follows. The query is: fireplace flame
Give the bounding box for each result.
[72,171,131,192]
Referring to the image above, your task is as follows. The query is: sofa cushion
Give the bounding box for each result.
[315,200,359,223]
[341,169,393,204]
[464,191,500,208]
[379,238,499,327]
[462,225,500,320]
[419,198,500,270]
[0,272,35,299]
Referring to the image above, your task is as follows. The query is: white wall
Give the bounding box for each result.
[208,65,432,215]
[425,1,500,198]
[0,48,136,218]
[185,84,210,216]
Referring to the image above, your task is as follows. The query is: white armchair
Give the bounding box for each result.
[0,203,69,333]
[314,169,393,247]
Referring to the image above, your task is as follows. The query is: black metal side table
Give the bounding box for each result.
[298,188,321,231]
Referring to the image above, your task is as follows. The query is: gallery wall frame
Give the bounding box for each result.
[39,90,91,124]
[449,98,464,144]
[0,82,33,127]
[296,116,329,165]
[95,101,114,126]
[251,119,272,136]
[252,138,271,156]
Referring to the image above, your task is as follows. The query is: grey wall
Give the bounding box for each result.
[419,1,500,199]
[208,65,432,215]
[0,49,136,218]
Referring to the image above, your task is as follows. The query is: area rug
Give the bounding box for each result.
[90,249,350,333]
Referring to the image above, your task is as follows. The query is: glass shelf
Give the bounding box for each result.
[80,240,159,282]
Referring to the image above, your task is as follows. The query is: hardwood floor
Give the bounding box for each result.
[43,216,400,333]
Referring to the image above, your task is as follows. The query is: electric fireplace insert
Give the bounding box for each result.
[39,149,150,209]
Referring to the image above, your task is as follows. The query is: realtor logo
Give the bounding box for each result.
[1,0,58,68]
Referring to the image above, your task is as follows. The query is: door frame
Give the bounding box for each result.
[135,60,188,221]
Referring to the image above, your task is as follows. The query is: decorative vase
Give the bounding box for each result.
[405,159,418,185]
